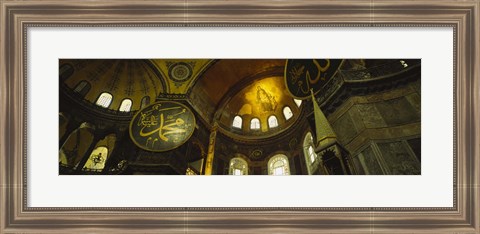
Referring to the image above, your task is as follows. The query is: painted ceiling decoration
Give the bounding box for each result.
[218,75,301,134]
[188,59,287,128]
[60,59,311,138]
[148,59,214,94]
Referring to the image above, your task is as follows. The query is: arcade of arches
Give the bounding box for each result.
[59,59,421,175]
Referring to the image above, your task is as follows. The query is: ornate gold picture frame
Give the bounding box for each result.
[1,0,478,233]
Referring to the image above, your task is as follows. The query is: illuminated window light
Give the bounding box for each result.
[250,118,261,130]
[283,106,293,120]
[96,92,113,108]
[232,115,243,129]
[119,99,132,112]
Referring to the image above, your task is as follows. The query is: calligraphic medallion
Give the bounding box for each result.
[284,59,343,99]
[129,101,196,152]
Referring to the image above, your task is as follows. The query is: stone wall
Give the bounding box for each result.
[329,79,421,175]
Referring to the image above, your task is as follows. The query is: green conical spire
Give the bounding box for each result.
[310,89,337,146]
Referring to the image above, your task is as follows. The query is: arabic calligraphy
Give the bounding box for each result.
[285,59,343,99]
[129,101,196,152]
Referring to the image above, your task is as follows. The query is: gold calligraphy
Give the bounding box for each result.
[285,59,342,99]
[129,101,195,152]
[138,105,188,143]
[291,59,330,94]
[307,59,330,84]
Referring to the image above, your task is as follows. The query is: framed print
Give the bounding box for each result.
[1,0,479,233]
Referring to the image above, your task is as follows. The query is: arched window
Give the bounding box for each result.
[59,63,74,81]
[268,154,290,175]
[283,106,293,120]
[250,118,260,130]
[268,115,278,128]
[303,132,317,175]
[308,145,316,163]
[294,99,302,107]
[82,146,108,171]
[96,92,113,108]
[229,157,248,175]
[141,96,150,108]
[119,99,132,112]
[232,115,243,129]
[59,123,96,167]
[73,80,91,97]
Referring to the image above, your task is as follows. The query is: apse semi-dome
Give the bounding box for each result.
[217,76,302,137]
[60,59,165,112]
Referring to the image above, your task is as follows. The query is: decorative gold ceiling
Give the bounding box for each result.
[61,59,164,112]
[218,75,301,134]
[61,59,302,137]
[149,59,213,94]
[61,59,214,111]
[192,59,285,106]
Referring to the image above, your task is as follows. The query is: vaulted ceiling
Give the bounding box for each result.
[61,59,307,138]
[61,59,164,112]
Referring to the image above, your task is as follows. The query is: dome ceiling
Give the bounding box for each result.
[218,75,302,136]
[61,59,165,112]
[61,59,304,138]
[61,59,216,112]
[188,59,302,138]
[192,59,285,106]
